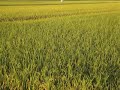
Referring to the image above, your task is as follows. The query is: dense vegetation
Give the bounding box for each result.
[0,1,120,90]
[0,0,120,1]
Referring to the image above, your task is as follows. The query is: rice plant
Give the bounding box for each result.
[0,1,120,90]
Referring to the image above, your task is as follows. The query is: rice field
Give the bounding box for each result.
[0,1,120,90]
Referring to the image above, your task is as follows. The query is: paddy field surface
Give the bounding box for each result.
[0,1,120,90]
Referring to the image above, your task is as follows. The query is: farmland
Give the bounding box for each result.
[0,1,120,90]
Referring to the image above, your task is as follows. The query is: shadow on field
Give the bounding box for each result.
[0,2,118,6]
